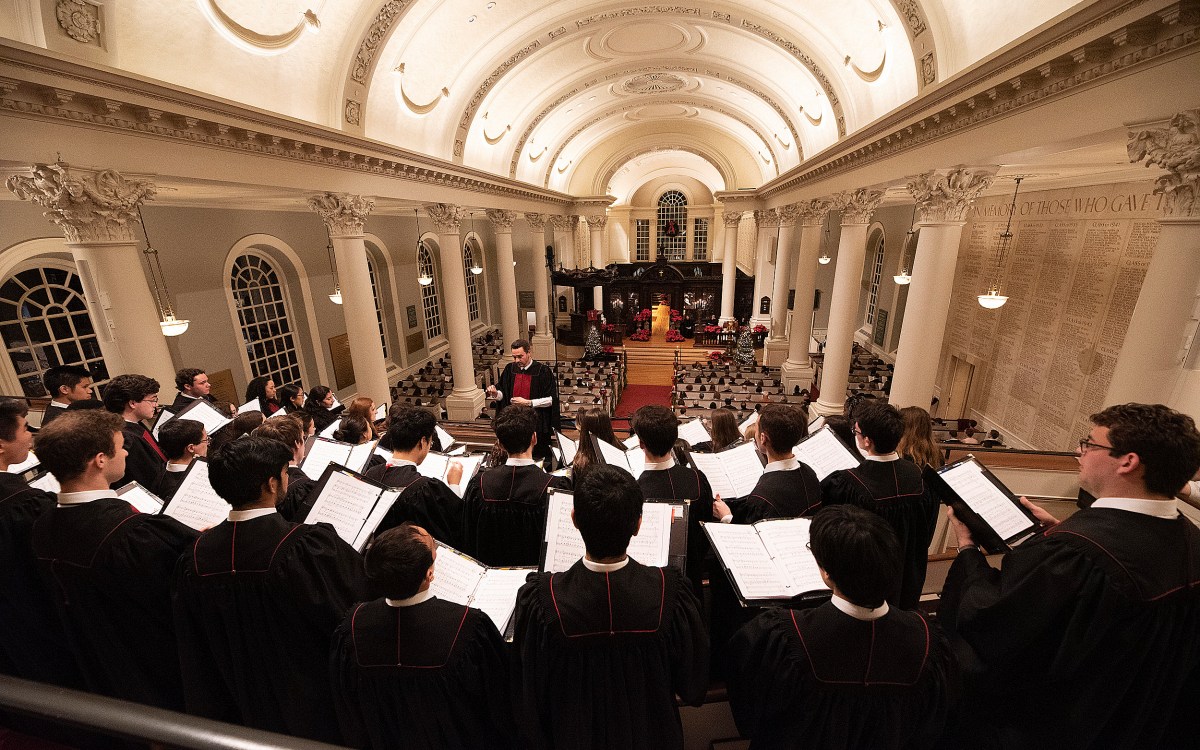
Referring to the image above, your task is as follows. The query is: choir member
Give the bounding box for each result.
[713,403,821,524]
[173,436,368,743]
[39,364,93,427]
[102,373,167,490]
[170,367,234,417]
[245,375,281,414]
[153,417,207,502]
[332,524,517,749]
[30,410,196,709]
[820,401,937,609]
[939,403,1200,748]
[305,385,341,432]
[461,405,569,566]
[512,465,709,750]
[252,415,315,521]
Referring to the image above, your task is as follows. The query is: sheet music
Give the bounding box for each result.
[6,451,39,474]
[625,502,672,568]
[116,482,164,515]
[703,522,791,600]
[173,400,232,435]
[301,438,353,481]
[678,419,712,447]
[543,491,587,573]
[623,434,640,450]
[721,442,765,497]
[346,440,379,473]
[353,489,402,551]
[374,443,393,461]
[940,460,1034,540]
[417,452,450,482]
[268,407,291,419]
[690,452,736,500]
[757,519,827,594]
[739,411,759,436]
[374,404,387,421]
[30,472,59,493]
[435,424,456,450]
[320,419,339,439]
[808,415,825,432]
[151,410,174,441]
[304,470,381,545]
[162,460,229,531]
[556,432,577,466]
[595,438,632,474]
[625,448,645,479]
[447,455,482,498]
[447,445,466,457]
[473,568,534,632]
[237,398,261,415]
[793,426,860,481]
[430,546,485,606]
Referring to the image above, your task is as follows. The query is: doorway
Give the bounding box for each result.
[944,356,975,420]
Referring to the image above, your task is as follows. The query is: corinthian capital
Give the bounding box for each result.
[7,163,156,243]
[1128,109,1200,218]
[524,212,547,231]
[722,210,743,227]
[486,209,516,230]
[754,208,782,228]
[776,203,802,227]
[834,189,884,225]
[309,192,374,236]
[585,214,609,230]
[549,214,576,232]
[907,167,995,223]
[424,203,464,232]
[798,198,835,226]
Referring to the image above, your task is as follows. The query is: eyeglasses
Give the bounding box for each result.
[852,427,863,436]
[141,395,159,403]
[1078,437,1115,454]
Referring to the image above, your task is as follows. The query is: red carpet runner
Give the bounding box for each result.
[613,385,673,418]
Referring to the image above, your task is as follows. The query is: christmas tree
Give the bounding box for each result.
[584,325,603,359]
[734,327,756,366]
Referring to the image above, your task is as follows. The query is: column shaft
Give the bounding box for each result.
[813,223,870,416]
[749,211,775,326]
[428,204,485,420]
[781,215,828,391]
[719,212,740,323]
[331,235,390,403]
[488,211,520,346]
[525,214,555,361]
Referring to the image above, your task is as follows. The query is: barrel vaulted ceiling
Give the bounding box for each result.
[2,0,1084,202]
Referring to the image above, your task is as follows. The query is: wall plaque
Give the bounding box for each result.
[519,291,535,308]
[873,309,888,347]
[329,333,355,390]
[406,304,418,329]
[207,369,238,409]
[406,331,425,355]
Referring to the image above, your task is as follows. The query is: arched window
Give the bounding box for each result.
[0,266,108,396]
[463,243,481,322]
[366,256,389,359]
[230,253,302,386]
[657,190,688,261]
[866,232,886,327]
[418,243,443,340]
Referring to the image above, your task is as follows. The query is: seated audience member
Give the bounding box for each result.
[277,384,306,414]
[690,408,742,454]
[0,398,83,690]
[171,367,233,417]
[154,418,207,501]
[713,403,821,524]
[943,430,963,444]
[252,416,316,522]
[208,410,265,454]
[728,505,954,749]
[961,427,980,445]
[462,406,570,566]
[39,364,94,427]
[306,385,341,432]
[512,466,708,750]
[820,401,937,609]
[939,403,1200,749]
[981,429,1005,448]
[631,405,714,596]
[897,406,943,470]
[174,437,367,743]
[332,524,517,750]
[31,410,196,709]
[102,373,166,490]
[569,407,618,482]
[365,407,464,547]
[245,375,281,414]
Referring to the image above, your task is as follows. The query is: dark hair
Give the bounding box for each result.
[572,407,618,479]
[1091,403,1200,497]
[307,386,332,408]
[845,391,878,420]
[102,374,160,414]
[494,405,538,454]
[757,403,807,453]
[365,523,434,599]
[510,338,532,353]
[573,465,643,558]
[0,398,29,441]
[291,409,314,434]
[208,436,292,509]
[277,384,303,411]
[34,410,123,482]
[43,365,92,398]
[158,418,205,461]
[245,376,276,406]
[386,407,436,452]
[252,414,306,452]
[209,411,266,454]
[823,415,857,452]
[809,504,901,608]
[854,401,904,454]
[175,367,205,393]
[333,415,371,445]
[708,408,741,452]
[631,405,678,457]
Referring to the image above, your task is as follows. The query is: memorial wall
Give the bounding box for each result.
[942,180,1163,451]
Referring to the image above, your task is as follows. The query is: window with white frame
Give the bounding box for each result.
[230,253,302,386]
[0,265,109,396]
[635,220,650,261]
[418,244,443,340]
[693,218,709,260]
[866,232,886,327]
[366,256,389,359]
[463,243,481,322]
[657,190,688,261]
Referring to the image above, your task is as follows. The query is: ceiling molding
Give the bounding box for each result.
[597,143,737,196]
[886,0,938,89]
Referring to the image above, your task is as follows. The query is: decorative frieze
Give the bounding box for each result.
[7,163,154,244]
[56,0,100,44]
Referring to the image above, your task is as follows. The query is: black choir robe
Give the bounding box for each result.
[277,465,318,522]
[39,401,68,427]
[637,463,714,594]
[493,361,560,461]
[173,512,368,744]
[306,404,342,433]
[153,465,189,503]
[114,419,167,490]
[512,560,709,750]
[938,507,1200,750]
[820,457,937,609]
[0,473,82,688]
[728,463,823,524]
[332,597,518,750]
[169,392,232,418]
[461,462,569,566]
[727,602,954,750]
[364,462,464,548]
[31,497,197,709]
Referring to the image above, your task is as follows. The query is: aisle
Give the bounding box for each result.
[613,384,673,417]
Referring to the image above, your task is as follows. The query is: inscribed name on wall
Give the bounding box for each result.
[944,181,1163,451]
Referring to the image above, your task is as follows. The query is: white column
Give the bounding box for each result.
[749,209,778,327]
[813,190,884,417]
[550,214,575,316]
[310,193,390,405]
[586,214,608,309]
[7,163,176,389]
[425,203,486,421]
[764,203,801,365]
[718,210,742,324]
[781,199,834,391]
[487,209,521,347]
[889,168,995,409]
[523,213,556,361]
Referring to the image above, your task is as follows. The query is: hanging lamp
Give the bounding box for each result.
[416,208,434,286]
[468,211,483,275]
[978,177,1023,309]
[137,208,190,336]
[817,224,832,264]
[894,204,918,285]
[324,233,342,304]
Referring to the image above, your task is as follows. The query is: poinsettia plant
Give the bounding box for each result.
[633,308,652,322]
[665,330,684,342]
[752,324,768,334]
[703,325,720,333]
[629,329,651,341]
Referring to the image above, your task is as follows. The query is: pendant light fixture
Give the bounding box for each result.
[817,224,832,264]
[978,177,1023,309]
[416,208,434,286]
[468,211,483,275]
[894,204,918,285]
[137,208,190,336]
[325,232,342,304]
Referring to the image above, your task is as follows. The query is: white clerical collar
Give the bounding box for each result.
[48,400,68,409]
[830,594,890,621]
[582,556,629,572]
[520,361,535,371]
[506,457,536,466]
[644,456,675,470]
[165,462,191,473]
[864,452,901,462]
[388,458,418,468]
[386,588,434,607]
[764,456,798,473]
[1091,497,1179,519]
[180,393,200,401]
[57,489,119,507]
[228,507,276,522]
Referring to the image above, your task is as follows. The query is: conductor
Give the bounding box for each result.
[486,339,560,465]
